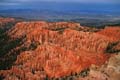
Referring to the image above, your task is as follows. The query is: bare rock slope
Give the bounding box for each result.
[0,17,120,80]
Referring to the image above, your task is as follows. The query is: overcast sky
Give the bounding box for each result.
[0,0,119,14]
[0,0,119,10]
[0,0,120,4]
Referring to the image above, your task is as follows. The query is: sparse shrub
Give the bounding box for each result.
[106,42,120,53]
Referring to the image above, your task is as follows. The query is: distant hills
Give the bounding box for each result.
[0,8,120,28]
[0,2,120,27]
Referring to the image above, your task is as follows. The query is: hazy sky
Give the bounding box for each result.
[0,0,120,15]
[0,0,120,5]
[0,0,120,11]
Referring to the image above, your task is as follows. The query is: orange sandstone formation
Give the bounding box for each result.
[0,45,109,79]
[97,26,120,41]
[0,18,119,80]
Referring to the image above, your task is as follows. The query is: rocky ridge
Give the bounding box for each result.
[0,17,120,80]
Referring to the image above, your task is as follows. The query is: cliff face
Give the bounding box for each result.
[0,17,15,25]
[0,45,108,79]
[0,17,120,80]
[8,21,81,38]
[8,21,113,53]
[97,26,120,41]
[0,17,15,30]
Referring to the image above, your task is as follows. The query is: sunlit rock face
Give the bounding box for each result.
[0,17,15,30]
[8,22,113,53]
[0,18,120,80]
[21,28,112,53]
[0,44,109,79]
[97,26,120,41]
[77,53,120,80]
[0,17,15,25]
[8,21,81,39]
